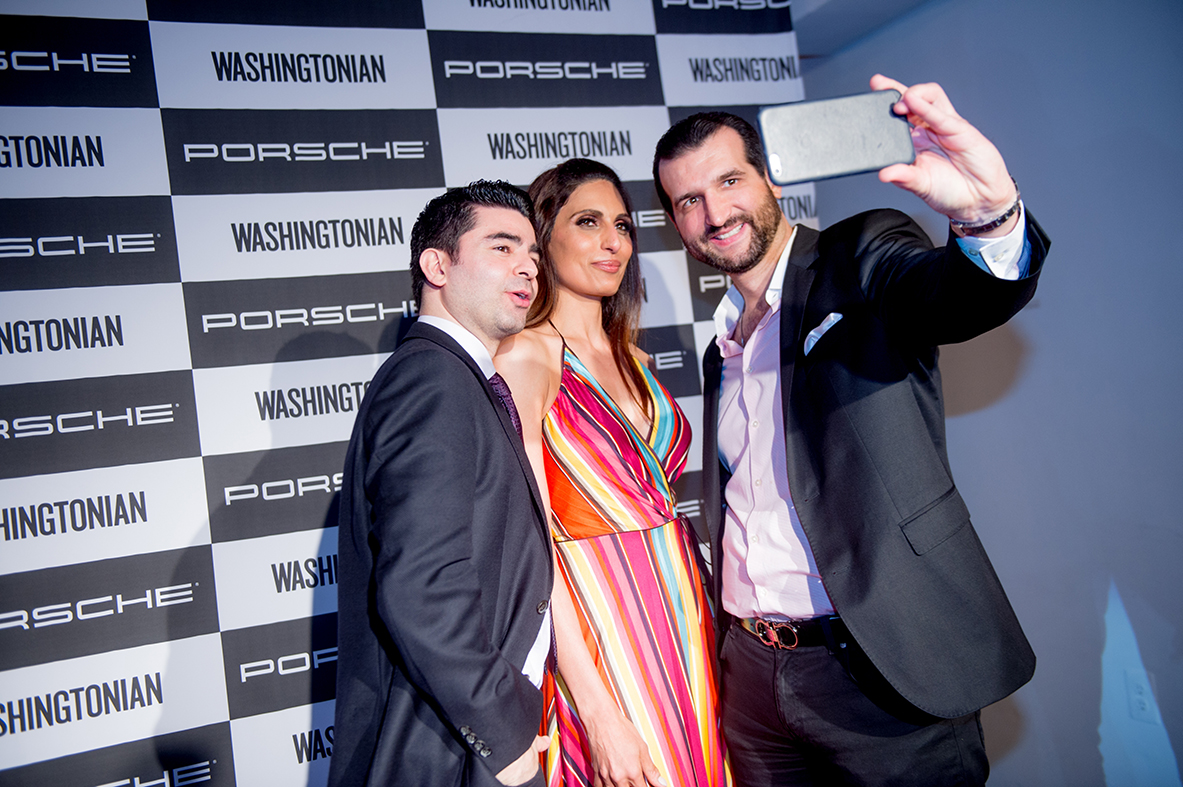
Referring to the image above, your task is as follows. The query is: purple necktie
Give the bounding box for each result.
[488,372,522,439]
[490,373,552,669]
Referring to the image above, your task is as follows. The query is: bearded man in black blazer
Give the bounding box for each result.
[653,76,1050,785]
[330,182,553,787]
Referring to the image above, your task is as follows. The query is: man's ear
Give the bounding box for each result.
[764,170,783,200]
[419,248,449,289]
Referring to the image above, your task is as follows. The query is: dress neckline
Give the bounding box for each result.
[550,322,656,446]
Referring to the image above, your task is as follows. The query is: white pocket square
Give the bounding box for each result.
[804,312,843,356]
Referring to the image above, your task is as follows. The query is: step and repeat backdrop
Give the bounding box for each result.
[0,1,814,783]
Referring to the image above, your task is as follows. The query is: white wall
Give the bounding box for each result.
[802,0,1183,784]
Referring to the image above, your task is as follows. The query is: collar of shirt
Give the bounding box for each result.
[711,228,798,352]
[416,314,496,379]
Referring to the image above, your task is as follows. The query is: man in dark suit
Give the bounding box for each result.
[330,181,553,787]
[652,76,1050,785]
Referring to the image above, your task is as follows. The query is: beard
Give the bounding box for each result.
[682,188,783,274]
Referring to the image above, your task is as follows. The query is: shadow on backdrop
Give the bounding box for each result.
[940,319,1031,418]
[163,329,384,786]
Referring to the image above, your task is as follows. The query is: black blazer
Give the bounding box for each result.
[702,209,1050,719]
[330,321,553,787]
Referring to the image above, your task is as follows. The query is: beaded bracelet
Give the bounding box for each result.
[949,178,1021,236]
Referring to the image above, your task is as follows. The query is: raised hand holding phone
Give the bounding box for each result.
[870,73,1020,236]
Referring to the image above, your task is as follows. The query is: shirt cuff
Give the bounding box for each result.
[955,201,1031,280]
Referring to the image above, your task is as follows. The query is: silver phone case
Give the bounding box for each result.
[758,90,915,186]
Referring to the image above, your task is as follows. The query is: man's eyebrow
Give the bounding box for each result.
[484,231,523,244]
[529,242,541,256]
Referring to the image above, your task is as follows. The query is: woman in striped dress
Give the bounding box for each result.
[495,158,728,787]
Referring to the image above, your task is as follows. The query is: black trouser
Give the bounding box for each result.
[720,619,988,786]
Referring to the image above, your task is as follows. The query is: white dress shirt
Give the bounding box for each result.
[714,210,1029,621]
[416,315,551,687]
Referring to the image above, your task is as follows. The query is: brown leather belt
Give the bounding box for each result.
[737,615,845,650]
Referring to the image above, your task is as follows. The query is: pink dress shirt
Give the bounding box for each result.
[714,211,1029,621]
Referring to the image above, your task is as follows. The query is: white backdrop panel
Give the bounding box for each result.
[213,527,338,632]
[1,107,170,198]
[0,283,191,385]
[437,106,673,186]
[150,22,436,110]
[422,0,657,35]
[192,354,389,456]
[173,188,435,281]
[0,457,211,575]
[0,633,228,769]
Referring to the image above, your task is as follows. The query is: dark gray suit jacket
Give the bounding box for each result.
[330,321,552,787]
[702,209,1050,719]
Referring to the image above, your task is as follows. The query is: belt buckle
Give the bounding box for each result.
[755,619,799,650]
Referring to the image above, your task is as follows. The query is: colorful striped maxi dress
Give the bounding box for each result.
[542,346,729,787]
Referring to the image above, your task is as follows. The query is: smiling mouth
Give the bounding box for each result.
[707,220,746,245]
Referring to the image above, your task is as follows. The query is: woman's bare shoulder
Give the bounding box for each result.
[494,325,564,415]
[497,324,563,367]
[630,344,652,367]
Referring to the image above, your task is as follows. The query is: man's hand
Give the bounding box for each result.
[496,734,550,786]
[871,74,1019,233]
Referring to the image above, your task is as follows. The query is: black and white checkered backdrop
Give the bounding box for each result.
[0,1,814,783]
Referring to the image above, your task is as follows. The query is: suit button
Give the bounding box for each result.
[537,600,549,614]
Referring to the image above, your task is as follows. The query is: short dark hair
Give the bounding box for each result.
[651,111,766,216]
[409,180,535,306]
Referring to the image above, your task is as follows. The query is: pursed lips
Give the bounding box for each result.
[508,286,533,306]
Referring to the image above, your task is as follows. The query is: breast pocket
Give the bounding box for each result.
[899,486,970,555]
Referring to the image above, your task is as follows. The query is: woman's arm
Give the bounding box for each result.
[494,328,561,508]
[551,561,665,787]
[498,331,664,787]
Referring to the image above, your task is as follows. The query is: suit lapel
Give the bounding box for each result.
[701,341,725,608]
[488,385,549,529]
[779,226,821,503]
[405,322,550,539]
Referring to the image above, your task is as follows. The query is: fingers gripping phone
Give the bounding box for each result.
[757,89,915,186]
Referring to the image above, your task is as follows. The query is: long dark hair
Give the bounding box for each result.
[527,158,649,412]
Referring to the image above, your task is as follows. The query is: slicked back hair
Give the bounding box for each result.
[410,180,535,306]
[527,158,649,412]
[651,111,766,216]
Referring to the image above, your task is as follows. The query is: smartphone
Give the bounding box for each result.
[757,90,915,186]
